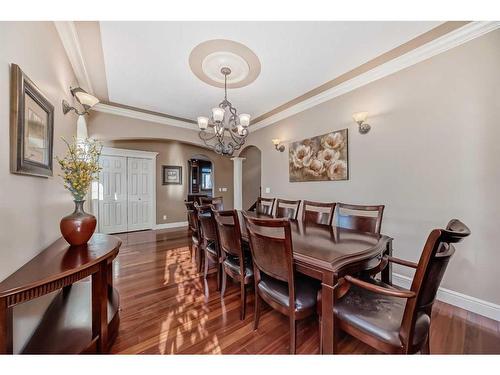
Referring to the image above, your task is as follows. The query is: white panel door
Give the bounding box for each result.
[127,157,154,231]
[98,155,128,234]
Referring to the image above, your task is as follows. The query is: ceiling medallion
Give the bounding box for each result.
[197,66,250,156]
[189,39,261,89]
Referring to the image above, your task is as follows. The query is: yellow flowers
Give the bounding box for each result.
[57,137,102,201]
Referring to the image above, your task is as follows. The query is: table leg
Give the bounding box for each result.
[321,272,336,354]
[0,298,13,354]
[381,239,393,285]
[92,261,109,353]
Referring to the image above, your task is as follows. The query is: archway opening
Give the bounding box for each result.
[187,153,214,202]
[239,145,262,210]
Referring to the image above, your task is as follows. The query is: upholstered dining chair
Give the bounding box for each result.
[242,212,320,354]
[275,199,301,220]
[213,209,254,320]
[200,196,224,210]
[302,200,336,226]
[196,203,222,296]
[249,197,275,216]
[185,202,202,271]
[320,219,470,354]
[335,203,385,234]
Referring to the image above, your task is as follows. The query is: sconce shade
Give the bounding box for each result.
[71,87,99,109]
[272,138,280,145]
[197,116,209,130]
[239,113,251,127]
[352,111,368,123]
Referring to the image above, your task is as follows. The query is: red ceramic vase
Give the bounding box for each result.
[60,200,97,246]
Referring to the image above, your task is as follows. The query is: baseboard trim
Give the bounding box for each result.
[392,273,500,322]
[154,221,188,230]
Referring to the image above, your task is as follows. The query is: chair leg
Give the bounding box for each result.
[197,247,203,273]
[240,282,247,320]
[422,334,430,354]
[332,317,339,354]
[253,292,261,330]
[216,262,221,292]
[318,315,322,354]
[203,251,210,298]
[220,268,227,298]
[290,318,297,354]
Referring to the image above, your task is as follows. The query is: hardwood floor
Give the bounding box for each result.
[110,228,500,354]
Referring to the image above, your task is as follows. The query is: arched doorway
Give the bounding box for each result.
[187,154,215,202]
[239,145,262,211]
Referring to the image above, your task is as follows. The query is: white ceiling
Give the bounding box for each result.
[99,21,441,121]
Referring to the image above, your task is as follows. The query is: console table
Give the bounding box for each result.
[0,233,121,354]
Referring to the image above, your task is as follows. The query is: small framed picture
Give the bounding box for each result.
[162,165,182,185]
[10,64,54,178]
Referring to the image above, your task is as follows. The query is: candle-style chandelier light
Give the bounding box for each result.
[197,67,250,156]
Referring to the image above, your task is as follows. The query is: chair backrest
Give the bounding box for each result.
[213,209,243,259]
[336,203,385,234]
[255,197,275,216]
[195,203,218,246]
[275,199,301,220]
[302,200,336,225]
[186,204,199,235]
[200,196,224,210]
[399,219,471,350]
[242,213,294,286]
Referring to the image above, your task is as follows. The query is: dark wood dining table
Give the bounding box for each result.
[237,210,393,354]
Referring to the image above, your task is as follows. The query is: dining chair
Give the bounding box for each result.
[200,196,224,210]
[186,202,202,272]
[248,197,275,215]
[242,212,320,354]
[320,219,470,354]
[275,199,301,220]
[213,209,254,320]
[336,203,385,234]
[196,203,222,296]
[302,200,336,226]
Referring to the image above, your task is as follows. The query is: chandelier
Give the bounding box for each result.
[197,67,250,156]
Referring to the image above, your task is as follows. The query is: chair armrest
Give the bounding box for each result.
[344,275,416,299]
[386,256,418,269]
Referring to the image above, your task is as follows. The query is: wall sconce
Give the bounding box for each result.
[62,87,99,116]
[272,138,285,152]
[352,111,371,134]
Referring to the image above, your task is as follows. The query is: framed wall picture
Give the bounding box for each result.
[162,165,182,185]
[10,64,54,178]
[289,128,348,182]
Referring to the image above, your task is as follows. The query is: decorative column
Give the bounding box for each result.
[230,157,245,210]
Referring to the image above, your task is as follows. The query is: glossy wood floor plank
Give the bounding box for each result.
[110,228,500,354]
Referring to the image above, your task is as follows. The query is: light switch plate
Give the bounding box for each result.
[222,187,227,192]
[265,187,271,194]
[163,215,167,220]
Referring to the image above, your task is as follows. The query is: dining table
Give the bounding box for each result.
[237,210,393,354]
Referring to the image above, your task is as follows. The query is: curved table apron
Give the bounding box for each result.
[0,233,121,354]
[238,211,393,354]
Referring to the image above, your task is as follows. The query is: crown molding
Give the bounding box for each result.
[93,102,199,131]
[250,21,500,132]
[54,21,94,94]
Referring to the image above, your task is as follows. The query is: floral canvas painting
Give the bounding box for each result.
[289,129,348,182]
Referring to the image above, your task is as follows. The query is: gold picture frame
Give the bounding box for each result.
[10,64,54,178]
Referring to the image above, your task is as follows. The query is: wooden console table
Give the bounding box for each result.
[0,234,121,354]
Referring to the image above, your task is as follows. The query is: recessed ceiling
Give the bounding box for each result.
[99,21,442,122]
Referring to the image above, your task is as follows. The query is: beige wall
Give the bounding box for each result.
[0,22,78,352]
[244,29,500,305]
[240,145,262,210]
[106,139,234,224]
